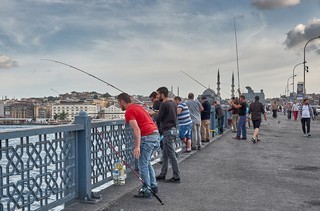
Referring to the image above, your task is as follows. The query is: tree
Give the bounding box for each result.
[102,92,112,98]
[58,111,68,120]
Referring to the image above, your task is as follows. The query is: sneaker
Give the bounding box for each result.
[184,150,191,153]
[191,146,197,150]
[257,138,261,142]
[307,133,311,137]
[197,146,201,150]
[151,186,158,194]
[241,137,247,140]
[205,139,210,142]
[201,140,206,142]
[134,190,152,199]
[164,177,181,183]
[233,136,240,140]
[303,133,307,137]
[251,138,256,143]
[155,175,166,181]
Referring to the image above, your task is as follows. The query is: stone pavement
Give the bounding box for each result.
[63,113,320,211]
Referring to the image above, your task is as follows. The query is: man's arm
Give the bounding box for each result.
[128,120,141,159]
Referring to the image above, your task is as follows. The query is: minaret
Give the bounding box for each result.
[231,72,235,98]
[217,69,221,101]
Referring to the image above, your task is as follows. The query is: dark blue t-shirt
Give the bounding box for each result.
[201,101,211,120]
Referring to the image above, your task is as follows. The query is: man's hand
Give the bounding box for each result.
[134,147,140,159]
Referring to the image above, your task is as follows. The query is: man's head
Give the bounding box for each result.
[174,96,182,105]
[212,100,217,106]
[239,95,245,102]
[303,98,309,105]
[157,86,169,101]
[117,93,132,111]
[188,93,194,100]
[149,91,158,102]
[201,96,207,102]
[254,96,259,101]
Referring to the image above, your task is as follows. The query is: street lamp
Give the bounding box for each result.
[303,35,320,96]
[292,62,303,98]
[287,75,297,96]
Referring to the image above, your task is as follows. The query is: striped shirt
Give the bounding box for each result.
[177,102,193,126]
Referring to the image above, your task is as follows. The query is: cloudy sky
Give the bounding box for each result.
[1,0,320,99]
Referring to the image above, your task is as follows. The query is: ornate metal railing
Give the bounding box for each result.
[0,108,220,211]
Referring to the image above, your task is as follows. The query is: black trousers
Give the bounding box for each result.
[301,118,311,134]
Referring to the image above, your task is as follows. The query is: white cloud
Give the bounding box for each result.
[0,55,18,69]
[251,0,300,10]
[284,18,320,52]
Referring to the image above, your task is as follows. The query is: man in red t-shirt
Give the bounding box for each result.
[117,93,160,199]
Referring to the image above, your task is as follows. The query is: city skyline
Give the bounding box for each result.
[1,0,320,99]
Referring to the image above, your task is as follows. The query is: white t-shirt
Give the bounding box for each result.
[301,105,310,118]
[292,103,299,111]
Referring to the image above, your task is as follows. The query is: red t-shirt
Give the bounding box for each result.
[125,104,157,136]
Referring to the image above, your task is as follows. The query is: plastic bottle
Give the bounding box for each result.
[113,159,126,185]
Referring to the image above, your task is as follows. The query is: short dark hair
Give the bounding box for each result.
[240,95,245,100]
[174,96,182,101]
[255,96,259,101]
[201,96,206,100]
[231,97,235,100]
[157,87,169,97]
[117,93,131,103]
[188,93,194,99]
[149,91,157,99]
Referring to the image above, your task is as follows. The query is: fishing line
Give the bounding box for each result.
[41,59,148,106]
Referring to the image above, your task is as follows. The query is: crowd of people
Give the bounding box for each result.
[117,87,316,199]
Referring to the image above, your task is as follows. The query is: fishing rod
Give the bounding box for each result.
[181,70,209,90]
[41,59,149,106]
[94,128,164,205]
[181,70,216,96]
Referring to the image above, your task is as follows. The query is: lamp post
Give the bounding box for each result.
[287,75,297,97]
[303,35,320,96]
[292,62,303,98]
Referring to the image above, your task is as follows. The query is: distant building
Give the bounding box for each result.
[52,103,99,121]
[102,105,125,120]
[9,102,35,119]
[242,86,265,104]
[201,88,216,104]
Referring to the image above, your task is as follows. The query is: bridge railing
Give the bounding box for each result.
[0,111,184,211]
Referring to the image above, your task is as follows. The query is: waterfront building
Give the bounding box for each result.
[102,105,125,120]
[9,102,35,119]
[52,102,99,121]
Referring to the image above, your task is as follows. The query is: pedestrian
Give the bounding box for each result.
[248,96,267,143]
[200,96,211,142]
[212,101,225,134]
[287,102,293,119]
[271,100,278,118]
[117,93,160,198]
[154,86,181,183]
[299,98,314,137]
[229,97,239,133]
[292,100,299,120]
[229,95,247,140]
[174,96,193,153]
[186,93,204,150]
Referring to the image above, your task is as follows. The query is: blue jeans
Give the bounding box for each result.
[159,128,180,178]
[139,132,160,193]
[236,115,247,138]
